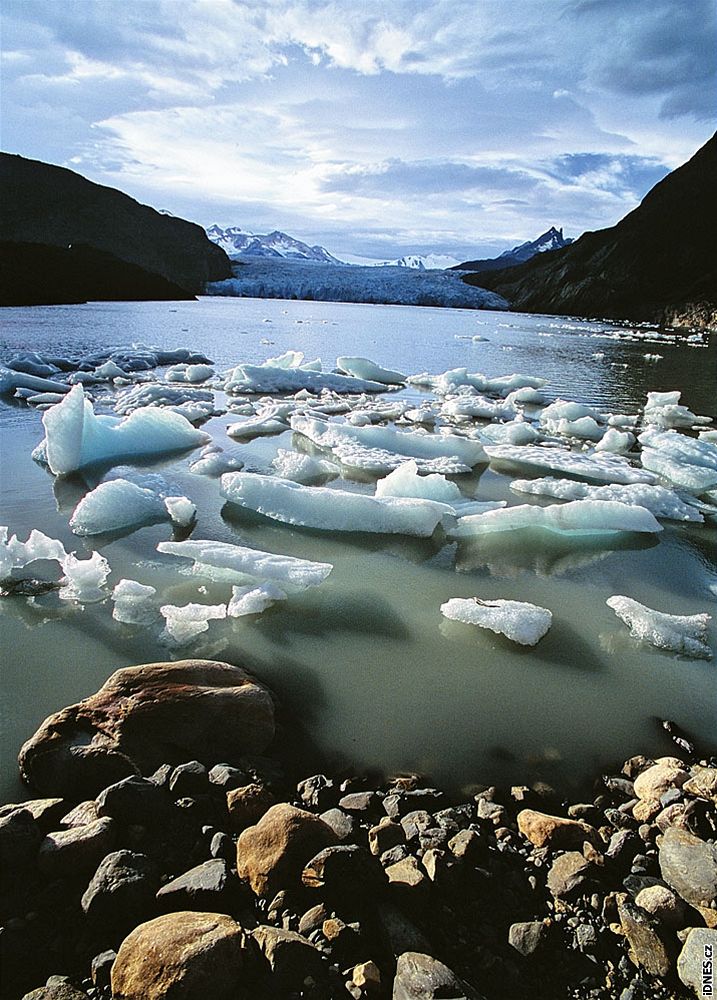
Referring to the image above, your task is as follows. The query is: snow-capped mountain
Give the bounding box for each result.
[375,253,461,270]
[206,225,344,264]
[455,227,572,273]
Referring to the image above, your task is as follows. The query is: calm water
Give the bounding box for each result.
[1,298,716,802]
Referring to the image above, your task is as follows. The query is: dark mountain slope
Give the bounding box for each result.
[0,153,231,295]
[465,133,717,326]
[454,227,572,273]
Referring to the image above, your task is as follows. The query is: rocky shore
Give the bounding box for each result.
[1,660,715,1000]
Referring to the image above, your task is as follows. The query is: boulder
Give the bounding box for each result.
[517,809,600,850]
[634,884,687,928]
[81,850,158,928]
[508,921,549,956]
[546,851,595,899]
[21,984,90,1000]
[37,817,115,879]
[659,826,717,908]
[301,843,386,896]
[392,951,482,1000]
[677,927,717,996]
[0,798,65,832]
[236,803,337,897]
[251,925,325,990]
[111,911,247,999]
[19,660,275,799]
[156,859,233,911]
[684,766,717,802]
[226,783,276,832]
[617,898,674,978]
[634,763,689,802]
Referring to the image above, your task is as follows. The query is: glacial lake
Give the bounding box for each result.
[1,297,716,803]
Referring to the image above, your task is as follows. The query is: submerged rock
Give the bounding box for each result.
[19,659,275,798]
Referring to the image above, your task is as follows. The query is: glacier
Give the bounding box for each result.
[441,597,552,646]
[606,596,712,660]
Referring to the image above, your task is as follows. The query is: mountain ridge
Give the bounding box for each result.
[454,227,572,273]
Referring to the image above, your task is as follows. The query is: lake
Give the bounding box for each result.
[1,296,715,803]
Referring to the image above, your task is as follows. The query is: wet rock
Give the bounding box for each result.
[168,761,208,797]
[37,817,115,879]
[508,920,548,956]
[546,851,595,899]
[226,782,275,833]
[319,807,355,840]
[634,884,687,928]
[252,925,325,990]
[302,843,386,896]
[617,897,674,978]
[517,809,600,850]
[659,826,717,907]
[392,951,481,1000]
[677,927,717,996]
[236,803,337,897]
[81,850,158,928]
[19,659,275,799]
[634,762,689,802]
[111,910,247,999]
[156,859,232,911]
[339,791,378,813]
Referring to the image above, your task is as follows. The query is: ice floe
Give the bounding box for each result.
[0,368,70,396]
[408,368,546,398]
[59,552,111,602]
[160,602,227,644]
[111,579,158,625]
[189,445,244,477]
[449,500,663,538]
[114,383,215,418]
[509,478,705,522]
[223,364,387,395]
[0,527,68,578]
[165,363,215,383]
[485,444,656,485]
[164,496,196,527]
[643,390,712,430]
[37,385,210,475]
[227,582,287,617]
[639,429,717,493]
[374,460,505,516]
[227,413,289,439]
[70,479,168,535]
[440,597,552,646]
[606,596,712,659]
[270,449,339,484]
[221,473,454,536]
[336,356,406,385]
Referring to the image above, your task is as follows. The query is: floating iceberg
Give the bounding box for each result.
[606,596,712,659]
[114,383,214,416]
[477,420,541,446]
[221,473,454,536]
[409,368,546,398]
[0,367,70,396]
[227,582,287,617]
[639,429,717,493]
[440,597,552,646]
[441,395,516,421]
[374,460,505,516]
[643,390,712,430]
[69,479,168,535]
[509,478,704,522]
[227,414,289,439]
[111,579,158,624]
[157,537,333,591]
[271,449,339,484]
[166,363,215,383]
[0,527,68,579]
[189,446,244,477]
[160,602,227,644]
[222,364,387,395]
[449,500,663,538]
[336,356,406,385]
[595,428,635,454]
[485,444,656,485]
[59,552,111,602]
[38,385,210,475]
[164,496,196,527]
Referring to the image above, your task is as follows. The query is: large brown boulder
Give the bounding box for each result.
[237,803,338,897]
[111,911,247,999]
[19,660,275,799]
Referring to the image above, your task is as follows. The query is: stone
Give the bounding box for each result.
[382,845,409,867]
[369,817,405,856]
[546,852,595,899]
[475,799,507,825]
[632,799,661,823]
[517,809,600,850]
[21,984,89,999]
[81,850,158,928]
[168,761,208,797]
[299,903,328,936]
[210,831,234,861]
[302,843,386,896]
[208,764,249,791]
[251,925,325,990]
[448,828,482,863]
[339,791,378,813]
[37,817,115,879]
[226,783,275,832]
[677,927,717,996]
[400,810,433,840]
[111,911,247,999]
[392,951,481,1000]
[352,960,381,991]
[575,924,598,951]
[617,898,674,978]
[634,884,687,928]
[0,809,41,885]
[61,801,100,828]
[421,848,451,883]
[91,950,116,989]
[659,826,717,907]
[156,859,232,911]
[634,763,690,802]
[386,856,427,891]
[0,798,65,832]
[319,807,355,840]
[19,659,275,798]
[684,766,717,802]
[236,803,337,897]
[297,774,335,810]
[96,776,171,826]
[508,920,548,956]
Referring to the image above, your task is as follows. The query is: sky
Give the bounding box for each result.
[1,0,716,260]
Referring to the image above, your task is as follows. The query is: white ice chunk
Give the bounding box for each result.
[111,579,158,624]
[643,390,712,429]
[160,602,227,644]
[114,383,214,415]
[595,428,635,454]
[441,395,516,421]
[0,367,70,395]
[540,399,605,425]
[509,478,704,522]
[70,479,167,535]
[262,350,306,369]
[227,414,288,439]
[189,446,244,477]
[40,385,209,475]
[699,430,717,444]
[545,416,605,442]
[336,356,406,385]
[221,473,455,536]
[166,363,215,383]
[477,420,540,446]
[223,364,387,395]
[441,597,552,646]
[606,596,712,659]
[408,368,546,398]
[485,444,656,485]
[639,428,717,493]
[375,460,463,503]
[0,528,68,578]
[157,537,333,591]
[449,500,663,538]
[59,551,111,602]
[164,496,196,526]
[227,582,287,617]
[271,449,339,484]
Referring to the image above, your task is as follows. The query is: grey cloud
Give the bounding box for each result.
[321,159,541,197]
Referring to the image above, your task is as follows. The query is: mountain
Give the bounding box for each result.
[465,133,717,327]
[376,253,461,270]
[0,153,231,301]
[207,225,344,264]
[454,227,572,273]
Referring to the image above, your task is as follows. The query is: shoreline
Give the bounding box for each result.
[1,658,715,1000]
